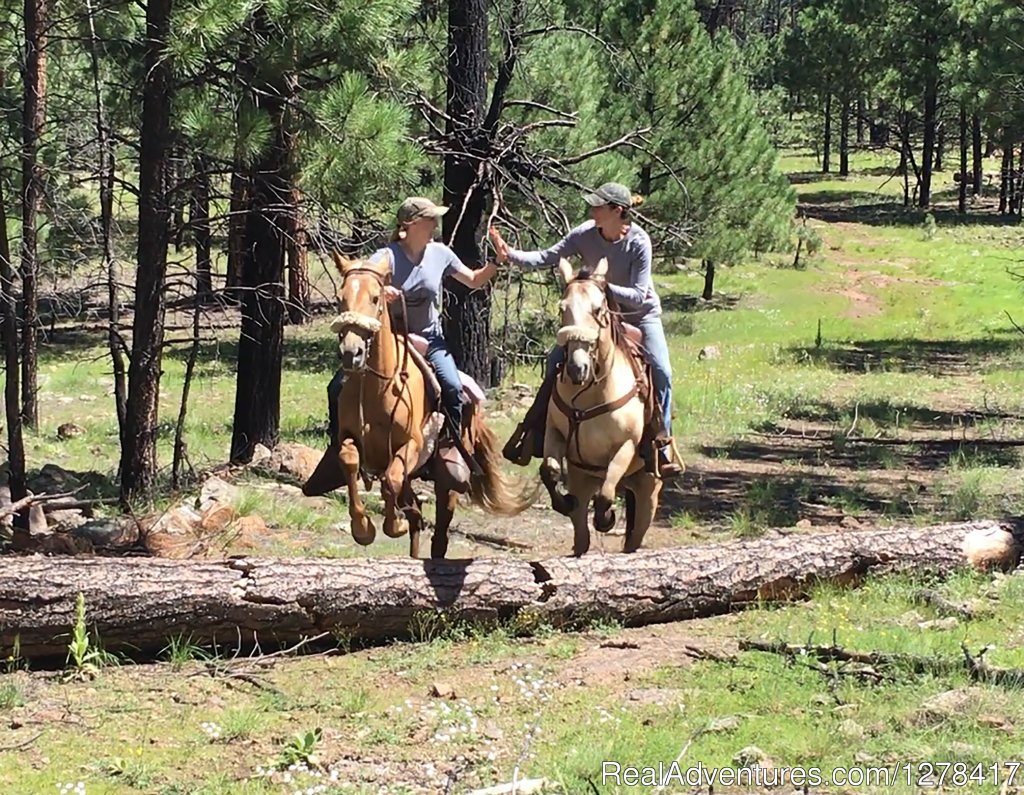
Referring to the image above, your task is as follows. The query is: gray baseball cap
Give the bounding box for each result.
[583,182,632,208]
[397,196,448,224]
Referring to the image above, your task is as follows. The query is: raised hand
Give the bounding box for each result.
[488,226,509,263]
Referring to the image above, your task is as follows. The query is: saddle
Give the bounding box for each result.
[613,321,667,449]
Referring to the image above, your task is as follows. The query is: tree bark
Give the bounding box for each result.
[229,64,295,463]
[999,145,1012,215]
[119,0,174,500]
[958,104,967,215]
[839,95,850,177]
[822,92,831,173]
[919,68,938,207]
[440,0,492,385]
[702,259,715,300]
[286,188,310,324]
[934,121,944,172]
[191,154,212,301]
[19,0,47,430]
[971,114,983,196]
[226,168,249,295]
[856,95,864,144]
[0,521,1009,660]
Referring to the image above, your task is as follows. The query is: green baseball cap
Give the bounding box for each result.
[397,196,448,224]
[583,182,632,208]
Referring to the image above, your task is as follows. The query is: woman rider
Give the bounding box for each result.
[488,182,682,478]
[326,196,497,449]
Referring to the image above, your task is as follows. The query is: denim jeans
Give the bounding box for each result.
[546,313,673,437]
[327,332,464,440]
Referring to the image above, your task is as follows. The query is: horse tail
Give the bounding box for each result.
[467,408,541,516]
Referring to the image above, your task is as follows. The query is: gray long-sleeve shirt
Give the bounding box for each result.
[505,220,661,322]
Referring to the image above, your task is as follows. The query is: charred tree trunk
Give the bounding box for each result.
[171,152,187,252]
[934,122,944,172]
[971,114,983,196]
[286,188,309,324]
[440,0,491,385]
[821,91,832,173]
[19,0,47,431]
[839,95,850,177]
[0,166,28,528]
[229,66,295,463]
[999,145,1012,215]
[226,168,249,295]
[856,95,865,144]
[702,259,715,300]
[0,521,1010,659]
[958,105,967,215]
[919,71,938,207]
[191,155,212,301]
[119,0,173,500]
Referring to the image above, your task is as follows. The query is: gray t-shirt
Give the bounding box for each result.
[369,241,472,337]
[506,220,661,321]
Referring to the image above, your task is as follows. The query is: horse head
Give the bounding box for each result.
[555,256,612,386]
[329,252,390,372]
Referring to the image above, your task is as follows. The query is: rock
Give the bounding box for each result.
[838,719,866,740]
[142,507,202,558]
[840,515,862,529]
[625,688,685,708]
[251,444,273,467]
[854,751,877,764]
[705,715,741,733]
[260,443,323,482]
[199,503,237,533]
[917,617,959,631]
[733,745,772,769]
[430,682,457,700]
[949,742,982,759]
[895,610,926,626]
[977,714,1013,733]
[46,509,89,531]
[56,423,84,440]
[198,476,239,511]
[963,526,1021,572]
[913,687,987,727]
[795,519,813,529]
[27,464,82,494]
[697,346,720,361]
[73,518,138,547]
[234,515,269,542]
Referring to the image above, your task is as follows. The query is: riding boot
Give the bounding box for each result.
[503,368,556,465]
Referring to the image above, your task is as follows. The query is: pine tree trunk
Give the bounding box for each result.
[958,105,967,215]
[999,146,1011,215]
[821,92,832,173]
[934,122,944,172]
[971,114,983,196]
[856,95,865,144]
[171,151,187,252]
[919,73,938,208]
[0,521,1008,659]
[0,163,28,519]
[702,259,715,300]
[192,155,212,301]
[19,0,47,431]
[229,65,295,463]
[440,0,492,385]
[286,189,310,324]
[839,95,850,177]
[226,168,249,295]
[120,0,173,500]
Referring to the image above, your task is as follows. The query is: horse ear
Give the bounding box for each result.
[557,257,574,286]
[594,257,609,280]
[331,252,352,275]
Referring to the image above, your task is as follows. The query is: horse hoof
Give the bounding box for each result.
[351,515,376,545]
[594,509,616,533]
[383,516,409,538]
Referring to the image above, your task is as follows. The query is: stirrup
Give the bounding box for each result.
[654,438,684,479]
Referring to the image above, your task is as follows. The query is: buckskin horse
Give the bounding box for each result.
[540,257,663,556]
[302,253,538,559]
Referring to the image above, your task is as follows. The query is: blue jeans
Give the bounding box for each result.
[546,314,673,437]
[327,332,464,440]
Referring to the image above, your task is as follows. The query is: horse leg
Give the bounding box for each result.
[431,486,459,559]
[400,479,423,559]
[382,439,420,539]
[566,466,599,557]
[593,439,637,533]
[624,473,661,553]
[340,439,375,545]
[541,424,577,516]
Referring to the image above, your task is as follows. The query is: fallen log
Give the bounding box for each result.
[0,520,1017,660]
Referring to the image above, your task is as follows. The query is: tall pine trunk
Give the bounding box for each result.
[229,66,295,463]
[120,0,173,500]
[20,0,47,430]
[440,0,492,385]
[0,163,28,515]
[226,168,249,295]
[192,155,212,300]
[839,95,850,177]
[934,122,944,172]
[702,260,715,300]
[821,92,832,174]
[999,145,1012,215]
[971,114,983,196]
[286,188,309,324]
[856,95,864,144]
[958,105,967,215]
[919,71,938,208]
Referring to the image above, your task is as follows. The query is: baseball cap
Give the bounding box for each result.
[397,197,449,224]
[583,182,633,208]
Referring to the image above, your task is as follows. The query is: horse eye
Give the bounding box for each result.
[372,295,379,304]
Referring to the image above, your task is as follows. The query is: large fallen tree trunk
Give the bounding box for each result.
[1,520,1017,659]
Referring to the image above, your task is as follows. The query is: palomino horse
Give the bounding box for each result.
[302,253,537,559]
[540,257,662,556]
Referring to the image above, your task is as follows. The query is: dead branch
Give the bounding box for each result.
[913,588,976,620]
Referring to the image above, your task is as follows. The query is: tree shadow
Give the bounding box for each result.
[798,196,1018,228]
[791,337,1023,377]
